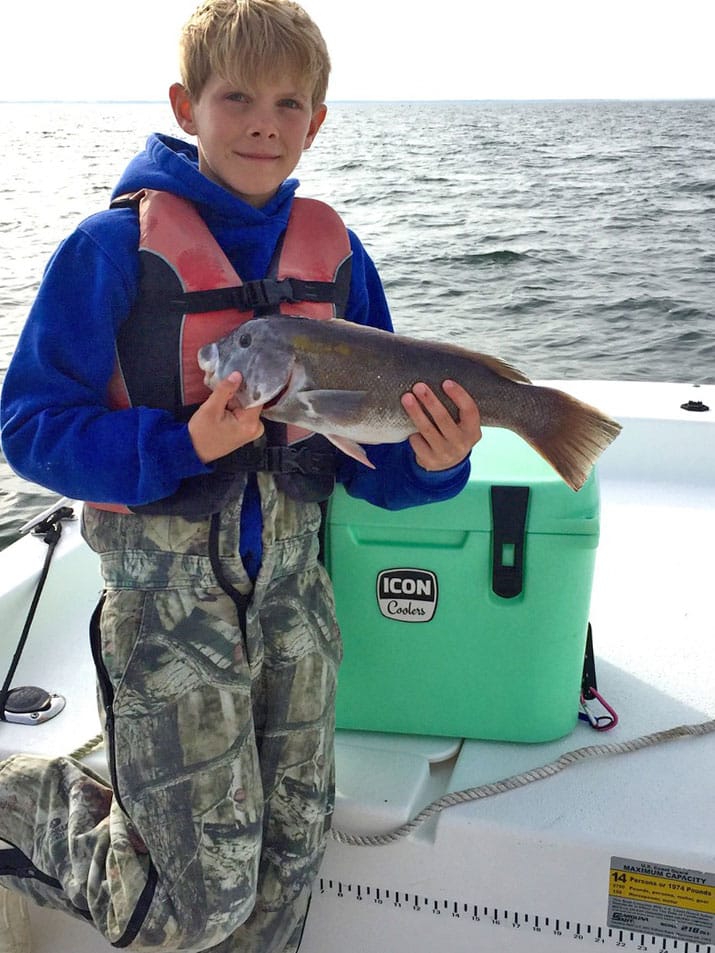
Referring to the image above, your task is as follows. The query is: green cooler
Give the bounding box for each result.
[325,427,600,743]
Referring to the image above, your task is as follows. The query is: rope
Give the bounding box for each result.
[0,885,31,953]
[330,717,715,846]
[68,732,104,761]
[66,717,715,848]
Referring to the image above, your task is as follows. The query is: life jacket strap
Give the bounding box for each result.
[219,441,336,476]
[163,277,338,316]
[262,444,336,475]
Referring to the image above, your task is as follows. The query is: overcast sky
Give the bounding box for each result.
[2,0,713,102]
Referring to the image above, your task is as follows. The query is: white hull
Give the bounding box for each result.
[1,380,714,953]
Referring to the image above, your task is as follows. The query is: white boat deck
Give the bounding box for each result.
[1,380,714,952]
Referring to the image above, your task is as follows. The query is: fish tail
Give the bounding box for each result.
[514,385,622,491]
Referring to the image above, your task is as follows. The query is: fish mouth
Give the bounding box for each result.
[264,381,290,409]
[260,366,295,411]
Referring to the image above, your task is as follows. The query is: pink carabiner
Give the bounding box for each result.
[579,687,619,731]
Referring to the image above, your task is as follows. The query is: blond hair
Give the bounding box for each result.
[179,0,331,106]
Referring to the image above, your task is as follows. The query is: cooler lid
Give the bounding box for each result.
[330,427,600,536]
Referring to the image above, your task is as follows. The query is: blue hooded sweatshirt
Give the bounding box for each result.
[1,134,469,566]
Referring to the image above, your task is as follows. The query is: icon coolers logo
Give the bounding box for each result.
[376,569,438,623]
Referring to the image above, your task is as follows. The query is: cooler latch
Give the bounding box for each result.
[490,485,530,598]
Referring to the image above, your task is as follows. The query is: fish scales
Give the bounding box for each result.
[289,322,528,424]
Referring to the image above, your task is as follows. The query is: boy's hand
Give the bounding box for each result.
[401,380,482,471]
[188,372,265,464]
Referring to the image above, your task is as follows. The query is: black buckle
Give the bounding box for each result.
[241,278,295,310]
[264,446,334,475]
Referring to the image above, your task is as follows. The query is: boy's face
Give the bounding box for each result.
[170,74,326,208]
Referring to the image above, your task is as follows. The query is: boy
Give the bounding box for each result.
[0,1,481,950]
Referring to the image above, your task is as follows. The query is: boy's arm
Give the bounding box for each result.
[338,441,472,511]
[0,219,212,505]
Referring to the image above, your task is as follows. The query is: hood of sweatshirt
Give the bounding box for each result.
[111,133,300,280]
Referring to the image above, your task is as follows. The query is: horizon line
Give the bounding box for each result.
[2,96,715,105]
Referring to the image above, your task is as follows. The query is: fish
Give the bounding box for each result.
[198,315,622,491]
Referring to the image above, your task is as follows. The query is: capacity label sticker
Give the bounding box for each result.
[608,856,715,945]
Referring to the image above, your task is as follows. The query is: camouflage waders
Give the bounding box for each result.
[0,473,342,951]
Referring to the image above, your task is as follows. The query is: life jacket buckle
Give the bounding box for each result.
[242,278,295,310]
[263,445,335,475]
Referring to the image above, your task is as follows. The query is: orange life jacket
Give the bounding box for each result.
[90,188,352,516]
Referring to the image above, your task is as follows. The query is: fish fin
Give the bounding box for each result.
[414,334,532,385]
[515,385,622,490]
[325,434,376,469]
[475,353,532,384]
[296,389,369,423]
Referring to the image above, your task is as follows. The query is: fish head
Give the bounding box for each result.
[198,318,296,408]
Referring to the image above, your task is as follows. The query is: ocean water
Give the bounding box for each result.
[1,99,713,544]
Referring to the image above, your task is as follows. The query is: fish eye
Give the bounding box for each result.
[239,333,252,348]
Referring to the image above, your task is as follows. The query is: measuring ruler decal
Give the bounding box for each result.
[318,875,715,951]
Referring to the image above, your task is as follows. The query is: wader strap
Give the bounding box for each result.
[317,500,329,566]
[293,892,313,952]
[208,513,252,640]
